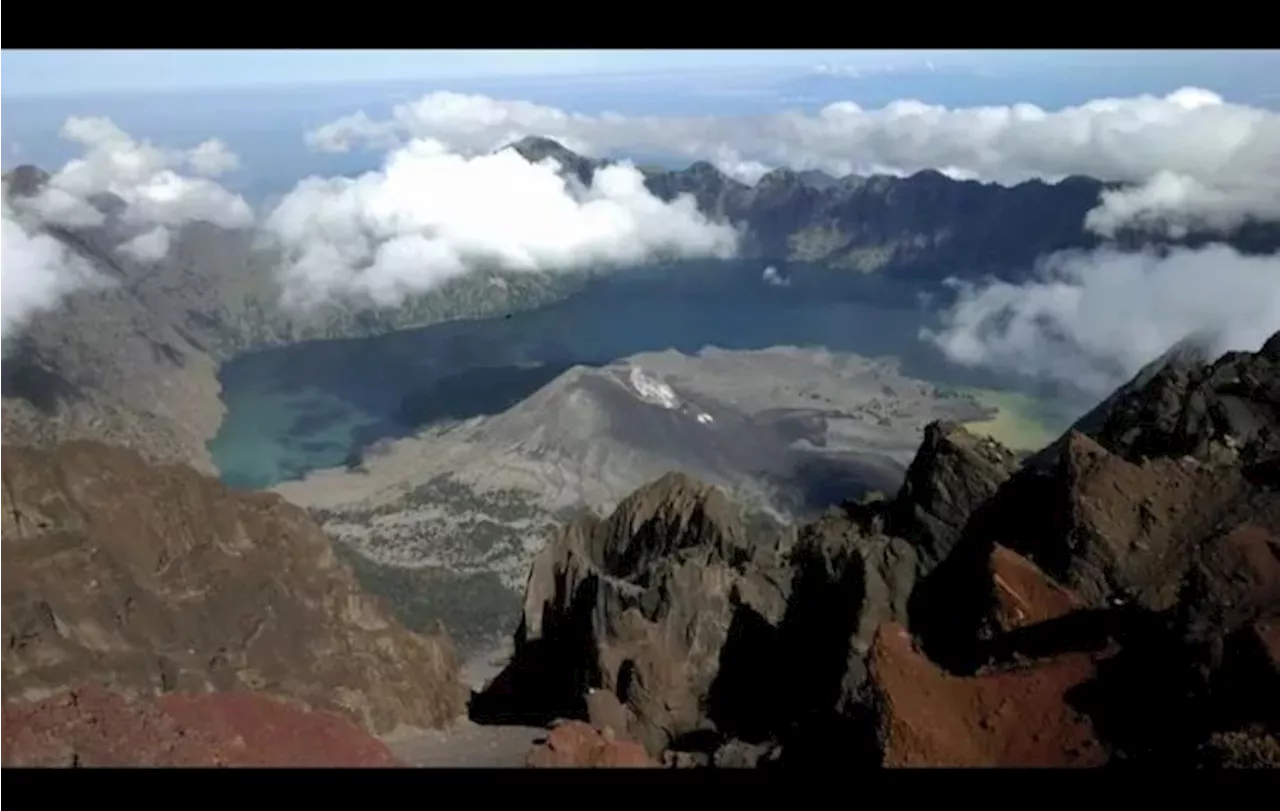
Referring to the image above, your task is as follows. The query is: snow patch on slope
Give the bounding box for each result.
[628,365,680,410]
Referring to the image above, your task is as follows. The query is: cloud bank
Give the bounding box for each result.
[6,87,1277,383]
[305,87,1280,236]
[922,245,1280,395]
[19,116,254,239]
[1,201,100,342]
[262,138,738,308]
[2,118,253,340]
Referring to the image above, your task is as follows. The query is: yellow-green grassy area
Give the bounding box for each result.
[956,387,1061,452]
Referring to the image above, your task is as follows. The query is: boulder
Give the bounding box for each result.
[525,720,657,768]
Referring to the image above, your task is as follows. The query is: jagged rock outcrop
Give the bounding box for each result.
[1,441,467,736]
[480,331,1280,768]
[474,426,1014,760]
[885,421,1020,573]
[984,545,1084,635]
[1,684,400,767]
[472,472,791,755]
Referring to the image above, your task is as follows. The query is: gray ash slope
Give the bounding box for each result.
[275,347,988,652]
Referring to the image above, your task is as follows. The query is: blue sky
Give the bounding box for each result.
[0,49,943,96]
[4,49,1278,202]
[5,49,1274,98]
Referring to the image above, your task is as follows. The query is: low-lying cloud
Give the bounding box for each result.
[923,244,1280,395]
[2,117,253,339]
[305,87,1280,236]
[1,201,102,343]
[262,138,738,308]
[14,116,253,245]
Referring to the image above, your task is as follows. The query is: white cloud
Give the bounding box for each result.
[922,244,1280,395]
[16,117,253,238]
[1,201,106,343]
[186,138,240,176]
[117,225,172,262]
[0,118,251,342]
[262,138,738,308]
[307,87,1280,235]
[762,265,789,286]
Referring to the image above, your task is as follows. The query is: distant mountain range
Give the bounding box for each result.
[511,136,1280,279]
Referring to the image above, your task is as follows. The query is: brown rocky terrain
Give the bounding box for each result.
[1,440,467,754]
[525,720,658,768]
[1,684,400,767]
[483,331,1280,768]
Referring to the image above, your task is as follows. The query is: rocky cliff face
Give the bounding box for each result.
[485,332,1280,768]
[1,441,467,738]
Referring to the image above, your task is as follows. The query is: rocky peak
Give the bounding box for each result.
[587,471,750,580]
[755,168,802,190]
[1051,334,1217,445]
[2,164,50,199]
[504,136,601,187]
[1088,331,1280,469]
[887,421,1021,572]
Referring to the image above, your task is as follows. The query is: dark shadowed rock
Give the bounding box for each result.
[1010,432,1251,612]
[1031,330,1280,476]
[472,472,790,755]
[887,421,1020,573]
[1,441,467,735]
[505,136,603,188]
[780,506,917,715]
[1197,727,1280,768]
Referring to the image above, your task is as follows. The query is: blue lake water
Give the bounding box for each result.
[208,263,1052,490]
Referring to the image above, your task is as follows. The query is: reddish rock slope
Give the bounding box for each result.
[2,684,399,767]
[867,623,1107,767]
[2,441,466,741]
[525,720,658,768]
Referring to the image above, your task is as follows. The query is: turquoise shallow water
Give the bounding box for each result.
[209,263,1058,491]
[208,371,382,491]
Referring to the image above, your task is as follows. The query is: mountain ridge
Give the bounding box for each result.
[483,330,1280,768]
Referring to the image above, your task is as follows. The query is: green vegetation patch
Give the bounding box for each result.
[955,387,1062,452]
[334,544,522,657]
